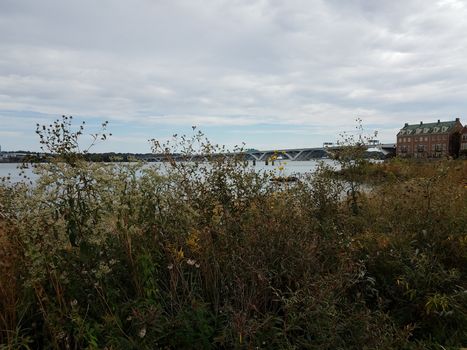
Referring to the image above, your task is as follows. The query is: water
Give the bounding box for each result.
[251,159,334,177]
[0,163,37,183]
[0,160,336,184]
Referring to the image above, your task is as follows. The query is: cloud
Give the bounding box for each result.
[0,0,466,151]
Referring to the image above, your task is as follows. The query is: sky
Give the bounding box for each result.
[1,0,467,153]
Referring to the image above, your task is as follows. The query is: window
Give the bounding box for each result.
[417,145,425,152]
[462,134,467,141]
[416,128,422,134]
[423,128,429,133]
[425,137,428,141]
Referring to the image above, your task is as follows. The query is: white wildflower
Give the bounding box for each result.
[138,326,146,338]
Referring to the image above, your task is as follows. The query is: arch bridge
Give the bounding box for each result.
[143,144,396,162]
[243,144,395,161]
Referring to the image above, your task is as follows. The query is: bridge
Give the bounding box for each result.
[242,143,396,161]
[142,143,396,162]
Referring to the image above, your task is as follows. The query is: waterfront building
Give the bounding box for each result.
[396,118,463,158]
[460,126,467,155]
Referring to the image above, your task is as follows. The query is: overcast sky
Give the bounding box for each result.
[1,0,467,152]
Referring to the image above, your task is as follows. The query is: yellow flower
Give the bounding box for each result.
[173,247,184,262]
[186,229,201,252]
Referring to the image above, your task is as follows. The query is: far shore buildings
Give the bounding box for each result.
[396,118,463,158]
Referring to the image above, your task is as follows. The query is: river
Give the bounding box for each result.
[0,160,338,184]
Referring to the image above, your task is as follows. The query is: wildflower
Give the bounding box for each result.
[187,258,196,266]
[57,331,66,340]
[70,299,78,307]
[138,326,146,338]
[176,248,184,261]
[186,229,201,252]
[167,263,174,270]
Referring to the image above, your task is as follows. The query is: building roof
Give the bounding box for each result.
[398,119,461,136]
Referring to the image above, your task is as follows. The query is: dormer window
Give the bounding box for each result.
[433,127,440,133]
[423,128,430,133]
[400,130,405,135]
[442,126,448,132]
[416,128,422,134]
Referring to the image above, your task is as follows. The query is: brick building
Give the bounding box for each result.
[460,126,467,156]
[396,118,463,158]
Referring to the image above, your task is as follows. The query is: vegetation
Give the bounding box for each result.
[1,117,466,349]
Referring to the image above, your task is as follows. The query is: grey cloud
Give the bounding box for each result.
[1,0,467,149]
